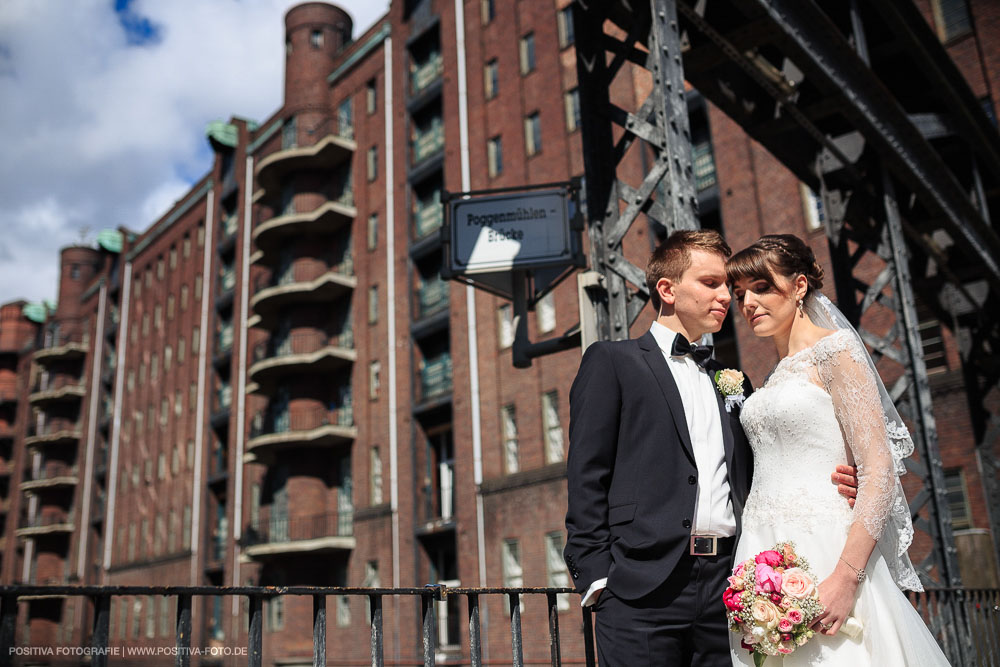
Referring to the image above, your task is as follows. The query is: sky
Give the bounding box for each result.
[0,0,389,306]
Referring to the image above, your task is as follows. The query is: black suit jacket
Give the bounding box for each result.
[564,331,753,601]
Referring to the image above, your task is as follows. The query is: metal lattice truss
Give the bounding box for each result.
[573,0,1000,597]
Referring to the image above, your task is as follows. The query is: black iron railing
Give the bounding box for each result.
[0,585,590,667]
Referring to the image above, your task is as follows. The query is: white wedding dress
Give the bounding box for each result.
[729,329,951,666]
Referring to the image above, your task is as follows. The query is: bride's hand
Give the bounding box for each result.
[812,568,859,636]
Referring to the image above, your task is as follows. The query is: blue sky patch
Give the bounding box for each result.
[114,0,162,46]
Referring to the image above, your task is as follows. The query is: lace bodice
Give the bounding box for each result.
[740,329,922,591]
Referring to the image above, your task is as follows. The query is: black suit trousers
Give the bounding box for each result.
[593,552,733,667]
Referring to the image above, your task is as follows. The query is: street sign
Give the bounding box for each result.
[441,182,584,301]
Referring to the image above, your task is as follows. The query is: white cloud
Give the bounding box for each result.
[0,0,389,305]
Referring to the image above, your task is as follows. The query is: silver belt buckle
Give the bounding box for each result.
[689,535,717,556]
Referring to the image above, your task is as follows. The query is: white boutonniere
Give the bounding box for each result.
[714,368,745,412]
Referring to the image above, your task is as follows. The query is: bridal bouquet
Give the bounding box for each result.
[724,541,824,666]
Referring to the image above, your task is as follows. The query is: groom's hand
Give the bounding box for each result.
[832,464,859,508]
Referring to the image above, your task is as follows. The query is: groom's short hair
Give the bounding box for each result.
[645,229,731,302]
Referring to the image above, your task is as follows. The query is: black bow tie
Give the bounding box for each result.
[670,333,714,368]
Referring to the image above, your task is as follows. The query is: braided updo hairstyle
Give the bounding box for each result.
[725,234,824,294]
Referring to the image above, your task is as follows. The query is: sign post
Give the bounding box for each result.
[441,180,586,366]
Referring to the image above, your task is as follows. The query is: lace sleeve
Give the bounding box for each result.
[815,335,896,541]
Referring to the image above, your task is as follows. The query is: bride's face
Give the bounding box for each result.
[732,272,798,337]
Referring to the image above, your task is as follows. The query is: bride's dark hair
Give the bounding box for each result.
[725,234,824,294]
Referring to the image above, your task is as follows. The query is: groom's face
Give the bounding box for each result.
[660,249,731,339]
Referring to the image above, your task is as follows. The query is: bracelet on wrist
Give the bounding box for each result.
[839,556,866,583]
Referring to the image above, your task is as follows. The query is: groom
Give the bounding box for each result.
[564,230,856,666]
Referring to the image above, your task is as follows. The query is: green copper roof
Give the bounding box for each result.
[97,229,123,253]
[23,303,47,323]
[328,21,391,85]
[206,120,239,149]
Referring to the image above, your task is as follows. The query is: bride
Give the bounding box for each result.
[725,234,950,666]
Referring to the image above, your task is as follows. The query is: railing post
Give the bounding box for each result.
[467,593,482,667]
[249,594,263,667]
[369,594,383,667]
[175,593,191,667]
[546,593,561,667]
[508,592,523,667]
[312,594,326,667]
[0,593,17,667]
[421,587,438,667]
[90,595,111,667]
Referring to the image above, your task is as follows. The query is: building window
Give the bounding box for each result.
[282,116,297,149]
[370,447,384,505]
[943,468,973,529]
[484,59,499,100]
[546,532,571,610]
[180,284,188,310]
[368,285,379,324]
[497,304,514,348]
[167,295,175,320]
[481,0,495,24]
[368,213,378,250]
[183,234,191,258]
[132,598,142,639]
[519,33,535,74]
[369,360,381,400]
[367,79,377,114]
[692,139,717,192]
[918,306,949,374]
[502,404,519,474]
[932,0,972,42]
[192,326,200,353]
[182,506,191,549]
[502,539,523,612]
[169,246,177,270]
[557,7,575,48]
[337,596,351,627]
[128,523,136,562]
[178,336,186,363]
[338,98,353,140]
[157,257,165,279]
[164,345,172,372]
[488,136,503,177]
[195,273,202,299]
[197,223,205,247]
[537,292,556,333]
[800,184,825,231]
[266,597,284,631]
[160,597,171,637]
[158,453,166,480]
[542,390,564,463]
[564,88,581,132]
[525,111,542,156]
[367,145,378,182]
[154,304,162,329]
[310,28,323,48]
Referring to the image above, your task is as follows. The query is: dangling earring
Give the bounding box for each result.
[797,297,804,316]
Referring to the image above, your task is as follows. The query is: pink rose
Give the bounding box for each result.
[786,608,803,624]
[770,593,782,604]
[781,568,816,599]
[778,645,794,655]
[754,564,783,594]
[723,588,744,611]
[755,550,782,567]
[778,618,793,632]
[734,559,750,578]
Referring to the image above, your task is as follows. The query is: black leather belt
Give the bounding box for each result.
[688,535,736,557]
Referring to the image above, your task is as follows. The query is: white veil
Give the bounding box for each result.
[804,292,924,592]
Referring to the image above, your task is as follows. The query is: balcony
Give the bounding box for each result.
[410,51,443,97]
[34,333,87,366]
[242,509,354,560]
[415,277,449,320]
[24,423,82,448]
[28,378,85,407]
[417,355,453,405]
[418,460,455,531]
[250,266,356,329]
[20,462,79,492]
[16,512,75,537]
[413,203,444,241]
[412,123,445,165]
[255,121,356,195]
[210,387,232,430]
[246,405,355,463]
[249,330,355,394]
[253,200,356,259]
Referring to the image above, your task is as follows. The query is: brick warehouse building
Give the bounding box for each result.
[0,0,998,664]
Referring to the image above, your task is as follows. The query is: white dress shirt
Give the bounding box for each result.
[582,322,736,606]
